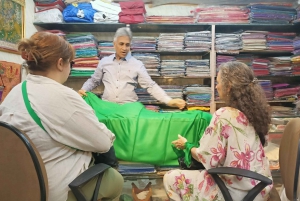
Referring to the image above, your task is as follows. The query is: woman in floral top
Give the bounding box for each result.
[164,61,272,201]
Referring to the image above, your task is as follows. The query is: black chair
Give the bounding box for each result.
[0,121,110,201]
[207,167,272,201]
[208,118,300,201]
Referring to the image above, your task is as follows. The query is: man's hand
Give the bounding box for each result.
[78,89,87,97]
[167,99,186,109]
[172,134,187,149]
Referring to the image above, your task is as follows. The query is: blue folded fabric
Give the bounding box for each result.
[63,3,97,23]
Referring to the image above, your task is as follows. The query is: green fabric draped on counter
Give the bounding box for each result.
[83,92,212,166]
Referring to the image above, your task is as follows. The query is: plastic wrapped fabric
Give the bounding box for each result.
[34,8,63,23]
[83,92,212,166]
[63,3,97,22]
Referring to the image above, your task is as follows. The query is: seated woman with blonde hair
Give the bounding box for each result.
[164,61,272,201]
[0,32,123,201]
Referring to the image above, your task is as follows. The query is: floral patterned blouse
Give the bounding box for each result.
[164,107,273,201]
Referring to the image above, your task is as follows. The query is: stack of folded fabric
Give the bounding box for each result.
[184,31,211,52]
[215,31,243,54]
[273,83,300,100]
[160,60,185,77]
[160,85,183,100]
[235,54,253,67]
[135,88,157,103]
[63,3,97,23]
[98,41,114,59]
[291,55,300,75]
[216,55,236,73]
[266,32,295,52]
[293,5,300,23]
[184,85,211,109]
[269,56,292,76]
[66,33,99,77]
[132,53,160,77]
[185,59,210,77]
[191,6,249,23]
[157,33,185,52]
[252,58,270,76]
[91,0,120,23]
[248,4,297,24]
[34,0,66,23]
[144,105,160,112]
[119,0,146,24]
[258,80,274,100]
[145,16,194,24]
[131,36,157,52]
[242,30,267,51]
[293,37,300,55]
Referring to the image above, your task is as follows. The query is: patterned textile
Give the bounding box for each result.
[164,107,273,201]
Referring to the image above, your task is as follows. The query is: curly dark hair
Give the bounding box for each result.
[219,61,271,145]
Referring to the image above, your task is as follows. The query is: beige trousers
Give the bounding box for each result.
[67,167,124,201]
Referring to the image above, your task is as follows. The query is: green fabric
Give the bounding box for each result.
[22,81,47,132]
[84,92,212,166]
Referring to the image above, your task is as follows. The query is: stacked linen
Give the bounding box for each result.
[184,31,211,52]
[131,36,157,52]
[258,80,274,100]
[268,56,292,76]
[91,0,120,23]
[98,41,114,59]
[293,37,300,55]
[66,33,99,77]
[160,60,185,77]
[135,88,157,103]
[157,33,185,52]
[119,0,146,24]
[184,85,211,108]
[266,32,296,52]
[160,85,183,99]
[216,55,236,73]
[145,16,194,24]
[249,4,297,24]
[252,58,270,76]
[241,31,267,51]
[293,6,300,23]
[215,32,243,54]
[291,55,300,75]
[191,6,249,23]
[34,0,65,23]
[272,83,300,100]
[132,53,160,77]
[185,59,210,77]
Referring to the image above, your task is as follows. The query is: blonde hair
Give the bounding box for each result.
[18,32,75,72]
[219,61,270,145]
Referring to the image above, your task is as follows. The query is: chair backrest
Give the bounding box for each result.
[279,118,300,201]
[0,121,48,201]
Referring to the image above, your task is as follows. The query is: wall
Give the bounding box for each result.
[0,1,38,64]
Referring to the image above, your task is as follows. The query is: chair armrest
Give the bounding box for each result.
[207,167,272,184]
[208,167,272,201]
[69,163,111,188]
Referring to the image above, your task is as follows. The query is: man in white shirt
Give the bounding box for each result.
[79,27,186,109]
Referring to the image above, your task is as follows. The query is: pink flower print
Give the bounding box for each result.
[198,172,215,195]
[236,111,248,126]
[173,174,189,191]
[230,144,255,180]
[205,126,213,136]
[210,141,226,167]
[251,179,257,186]
[197,153,207,164]
[220,125,231,139]
[256,143,265,165]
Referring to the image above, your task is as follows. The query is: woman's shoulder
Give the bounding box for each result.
[215,107,242,115]
[215,107,249,126]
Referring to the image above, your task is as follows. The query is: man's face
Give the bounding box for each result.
[114,36,130,59]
